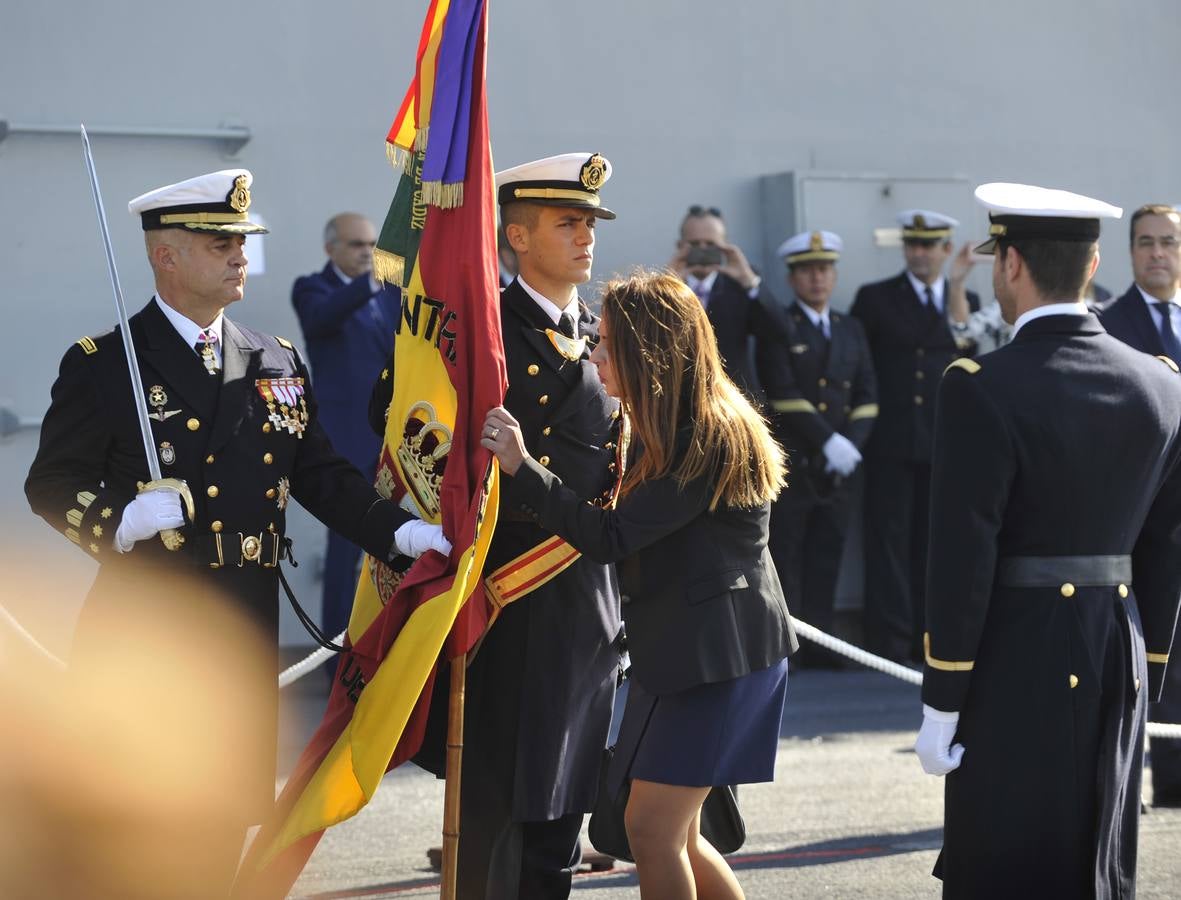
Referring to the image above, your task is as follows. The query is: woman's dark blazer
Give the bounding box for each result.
[508,450,797,696]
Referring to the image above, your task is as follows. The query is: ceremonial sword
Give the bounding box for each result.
[80,124,194,550]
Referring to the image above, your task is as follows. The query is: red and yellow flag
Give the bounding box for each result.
[234,1,503,894]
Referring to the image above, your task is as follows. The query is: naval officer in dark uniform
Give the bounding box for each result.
[24,169,442,897]
[755,230,877,666]
[378,153,623,898]
[915,183,1181,899]
[850,209,980,662]
[1100,202,1181,808]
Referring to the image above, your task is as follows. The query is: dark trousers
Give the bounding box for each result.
[321,529,363,638]
[1150,613,1181,798]
[769,482,851,664]
[862,457,930,661]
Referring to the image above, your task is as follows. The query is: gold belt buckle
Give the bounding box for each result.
[239,532,263,567]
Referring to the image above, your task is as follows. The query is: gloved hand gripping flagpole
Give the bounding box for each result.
[80,125,195,547]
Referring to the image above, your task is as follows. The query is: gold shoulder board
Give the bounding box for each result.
[1156,355,1180,374]
[944,358,981,376]
[276,336,295,350]
[76,336,98,355]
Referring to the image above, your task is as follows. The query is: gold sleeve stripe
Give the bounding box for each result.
[77,491,96,509]
[1148,652,1170,664]
[944,358,981,376]
[1156,355,1180,374]
[924,633,974,672]
[849,403,879,421]
[76,336,98,355]
[65,527,80,545]
[277,336,295,350]
[66,509,84,528]
[771,398,818,414]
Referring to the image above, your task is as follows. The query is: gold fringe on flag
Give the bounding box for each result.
[421,180,464,210]
[386,142,416,176]
[372,248,406,287]
[414,125,430,154]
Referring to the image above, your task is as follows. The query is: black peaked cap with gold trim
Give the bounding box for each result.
[495,152,615,219]
[128,168,269,234]
[972,182,1121,254]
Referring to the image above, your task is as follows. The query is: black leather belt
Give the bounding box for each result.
[995,554,1132,588]
[189,531,289,569]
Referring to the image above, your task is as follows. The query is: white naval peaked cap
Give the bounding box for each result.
[972,182,1122,254]
[495,152,615,219]
[896,209,959,240]
[777,230,843,265]
[128,169,269,234]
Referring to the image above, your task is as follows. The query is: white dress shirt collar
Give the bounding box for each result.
[1011,300,1088,338]
[906,270,945,309]
[154,295,224,360]
[517,275,579,326]
[332,263,354,285]
[1136,285,1181,308]
[686,269,720,300]
[796,301,831,337]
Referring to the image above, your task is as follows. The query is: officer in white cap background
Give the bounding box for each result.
[383,152,624,898]
[24,169,436,896]
[915,182,1181,898]
[754,230,877,668]
[849,209,981,664]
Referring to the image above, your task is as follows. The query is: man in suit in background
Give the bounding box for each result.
[756,230,877,667]
[851,209,978,662]
[1100,202,1181,808]
[668,205,766,399]
[292,212,400,641]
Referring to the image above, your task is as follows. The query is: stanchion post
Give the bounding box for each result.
[441,652,466,899]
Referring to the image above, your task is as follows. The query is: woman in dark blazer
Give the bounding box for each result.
[482,271,796,899]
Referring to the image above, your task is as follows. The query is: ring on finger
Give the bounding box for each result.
[489,426,500,439]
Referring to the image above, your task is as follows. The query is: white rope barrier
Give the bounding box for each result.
[2,601,1178,737]
[0,604,66,669]
[277,632,345,688]
[791,616,1181,739]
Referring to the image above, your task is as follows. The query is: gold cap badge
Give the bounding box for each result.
[580,154,607,191]
[809,231,824,252]
[228,175,251,213]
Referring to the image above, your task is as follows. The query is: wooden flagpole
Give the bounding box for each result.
[440,652,466,899]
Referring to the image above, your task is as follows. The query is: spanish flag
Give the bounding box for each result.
[233,0,503,894]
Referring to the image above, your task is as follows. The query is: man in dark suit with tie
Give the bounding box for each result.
[668,205,765,399]
[1100,202,1181,808]
[755,230,877,667]
[850,210,979,662]
[292,212,401,640]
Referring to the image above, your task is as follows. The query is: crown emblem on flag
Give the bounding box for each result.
[396,401,452,520]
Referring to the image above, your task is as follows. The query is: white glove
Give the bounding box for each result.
[399,492,423,519]
[914,704,965,776]
[114,489,185,553]
[822,432,862,477]
[394,519,452,559]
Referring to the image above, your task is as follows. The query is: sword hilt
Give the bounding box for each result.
[139,478,196,552]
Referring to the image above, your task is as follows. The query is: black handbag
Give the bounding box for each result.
[588,746,746,862]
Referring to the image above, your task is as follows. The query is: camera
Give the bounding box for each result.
[685,244,724,267]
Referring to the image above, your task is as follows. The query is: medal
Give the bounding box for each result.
[255,378,308,438]
[147,384,181,421]
[159,441,176,466]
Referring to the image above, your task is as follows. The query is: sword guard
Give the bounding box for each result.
[140,478,196,552]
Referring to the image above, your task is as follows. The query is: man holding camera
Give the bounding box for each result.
[668,205,765,398]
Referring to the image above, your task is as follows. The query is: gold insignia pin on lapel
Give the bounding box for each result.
[545,329,588,362]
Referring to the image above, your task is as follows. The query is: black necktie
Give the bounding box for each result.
[924,285,940,318]
[558,312,577,339]
[1154,303,1181,360]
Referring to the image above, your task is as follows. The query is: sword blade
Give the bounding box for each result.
[80,125,161,482]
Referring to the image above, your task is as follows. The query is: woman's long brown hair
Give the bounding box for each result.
[602,270,787,510]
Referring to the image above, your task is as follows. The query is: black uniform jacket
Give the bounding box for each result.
[25,298,405,816]
[1099,284,1168,357]
[510,434,797,698]
[754,297,877,498]
[850,272,978,461]
[922,314,1181,897]
[703,272,763,399]
[378,279,624,821]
